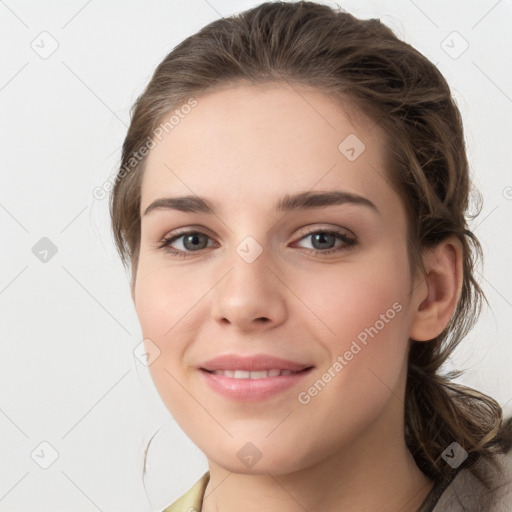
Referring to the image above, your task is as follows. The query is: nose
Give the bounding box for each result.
[210,245,288,333]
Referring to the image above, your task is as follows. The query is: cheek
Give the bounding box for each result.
[133,262,192,400]
[294,246,411,403]
[296,246,410,347]
[134,268,196,422]
[133,256,227,417]
[134,257,201,342]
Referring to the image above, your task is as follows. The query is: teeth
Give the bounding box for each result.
[211,369,299,379]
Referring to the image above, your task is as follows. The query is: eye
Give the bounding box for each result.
[156,230,217,257]
[156,227,357,258]
[293,228,357,255]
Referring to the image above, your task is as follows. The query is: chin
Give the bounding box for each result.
[206,443,314,477]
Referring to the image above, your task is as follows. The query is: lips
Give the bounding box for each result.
[208,369,297,379]
[199,353,313,373]
[198,354,314,400]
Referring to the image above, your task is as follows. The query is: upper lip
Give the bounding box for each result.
[200,354,313,372]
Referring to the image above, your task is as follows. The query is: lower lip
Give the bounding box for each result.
[199,368,314,401]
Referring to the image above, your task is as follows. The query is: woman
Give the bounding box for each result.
[109,2,512,511]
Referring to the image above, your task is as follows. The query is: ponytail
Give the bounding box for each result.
[405,340,510,488]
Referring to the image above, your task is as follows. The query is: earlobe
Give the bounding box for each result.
[409,237,463,342]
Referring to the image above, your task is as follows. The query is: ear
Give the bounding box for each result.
[409,236,463,342]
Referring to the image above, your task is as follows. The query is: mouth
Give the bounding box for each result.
[198,353,315,400]
[200,368,313,379]
[199,353,313,373]
[199,363,315,401]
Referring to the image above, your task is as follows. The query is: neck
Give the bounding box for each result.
[201,396,434,512]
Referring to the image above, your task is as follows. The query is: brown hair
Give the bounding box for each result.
[109,0,511,503]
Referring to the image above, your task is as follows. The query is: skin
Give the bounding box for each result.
[132,81,463,512]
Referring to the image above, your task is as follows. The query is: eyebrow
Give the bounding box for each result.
[143,190,380,216]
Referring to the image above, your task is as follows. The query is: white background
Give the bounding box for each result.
[1,1,511,511]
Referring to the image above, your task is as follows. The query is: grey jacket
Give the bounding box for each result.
[421,449,512,512]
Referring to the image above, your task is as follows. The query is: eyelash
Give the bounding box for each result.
[155,227,357,258]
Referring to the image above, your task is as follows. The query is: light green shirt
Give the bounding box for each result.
[161,472,210,512]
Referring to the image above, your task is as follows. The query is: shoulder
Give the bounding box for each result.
[160,471,210,512]
[432,448,512,512]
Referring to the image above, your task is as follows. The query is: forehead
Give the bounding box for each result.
[140,82,395,216]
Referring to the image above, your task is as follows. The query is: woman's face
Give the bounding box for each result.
[134,82,418,475]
